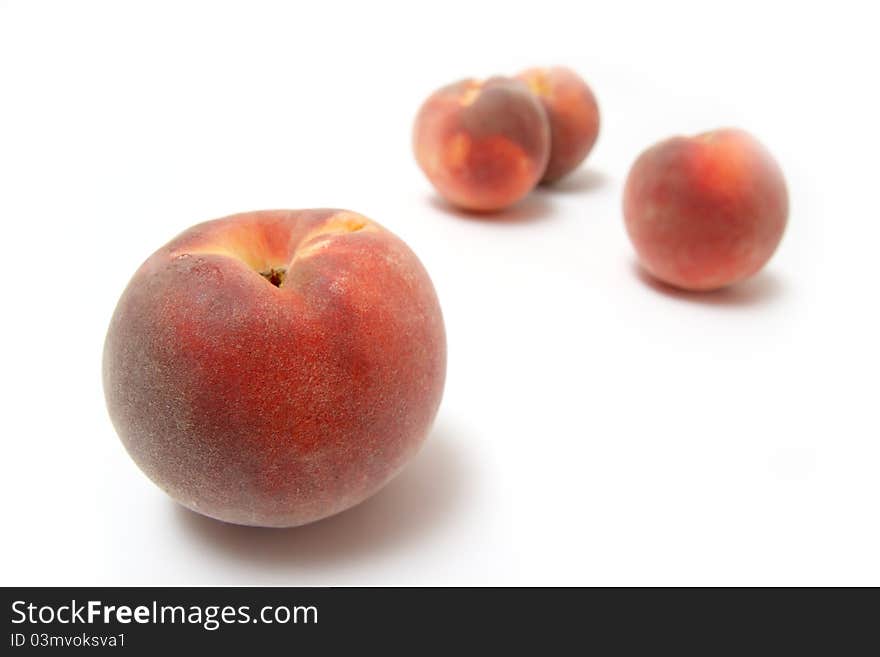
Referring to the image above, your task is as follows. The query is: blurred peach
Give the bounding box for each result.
[517,66,600,183]
[624,129,788,291]
[413,77,550,211]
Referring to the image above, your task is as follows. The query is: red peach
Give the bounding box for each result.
[623,129,788,291]
[412,76,550,211]
[517,67,600,183]
[103,209,446,527]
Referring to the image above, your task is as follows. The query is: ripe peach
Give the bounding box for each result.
[412,76,550,211]
[517,67,600,183]
[623,129,788,291]
[103,209,446,527]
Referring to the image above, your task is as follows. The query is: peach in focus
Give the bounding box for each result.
[103,209,447,527]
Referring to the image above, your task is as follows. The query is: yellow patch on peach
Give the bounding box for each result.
[178,211,377,280]
[459,81,482,106]
[321,210,370,234]
[291,212,377,263]
[183,240,272,274]
[521,69,551,98]
[444,132,472,170]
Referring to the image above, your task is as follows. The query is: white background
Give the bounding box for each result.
[1,0,878,585]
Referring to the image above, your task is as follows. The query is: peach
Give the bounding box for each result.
[103,209,446,527]
[412,76,550,211]
[623,129,788,291]
[517,67,600,183]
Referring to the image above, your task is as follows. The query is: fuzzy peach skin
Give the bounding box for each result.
[517,67,600,183]
[103,209,446,527]
[623,129,789,291]
[413,76,550,211]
